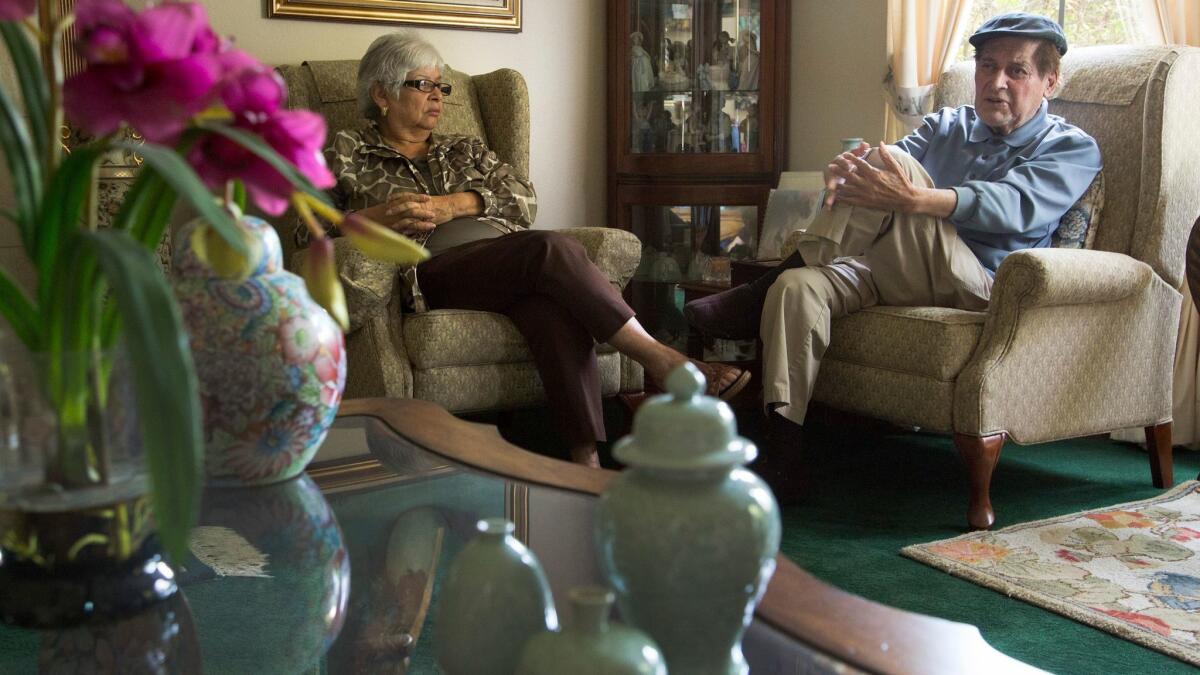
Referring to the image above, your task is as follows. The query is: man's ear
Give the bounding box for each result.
[1044,70,1060,98]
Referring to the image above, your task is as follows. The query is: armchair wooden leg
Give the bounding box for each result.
[955,432,1006,531]
[1144,422,1173,488]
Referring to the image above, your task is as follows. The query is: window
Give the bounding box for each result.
[958,0,1145,60]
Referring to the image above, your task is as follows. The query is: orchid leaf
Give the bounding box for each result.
[0,268,38,348]
[36,144,105,311]
[0,23,48,163]
[0,67,40,253]
[196,121,332,205]
[115,141,247,257]
[84,229,202,565]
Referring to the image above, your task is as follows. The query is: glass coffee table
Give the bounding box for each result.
[307,399,1039,675]
[0,398,1041,674]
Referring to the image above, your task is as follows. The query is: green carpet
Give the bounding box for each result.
[782,420,1200,675]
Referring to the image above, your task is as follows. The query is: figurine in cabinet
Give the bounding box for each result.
[738,102,759,153]
[630,32,656,92]
[705,33,733,91]
[632,99,654,152]
[649,106,678,153]
[736,30,760,91]
[662,41,691,90]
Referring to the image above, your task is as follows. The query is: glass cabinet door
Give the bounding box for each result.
[628,0,763,155]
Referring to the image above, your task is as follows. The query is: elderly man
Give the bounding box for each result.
[685,12,1102,432]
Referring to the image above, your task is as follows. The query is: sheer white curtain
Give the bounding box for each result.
[883,0,976,141]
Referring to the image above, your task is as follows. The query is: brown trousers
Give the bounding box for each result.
[419,229,635,446]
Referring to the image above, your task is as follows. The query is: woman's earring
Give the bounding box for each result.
[381,105,389,117]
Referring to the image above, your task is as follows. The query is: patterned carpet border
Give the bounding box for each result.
[902,481,1200,667]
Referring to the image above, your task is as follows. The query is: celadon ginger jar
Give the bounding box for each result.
[595,362,781,675]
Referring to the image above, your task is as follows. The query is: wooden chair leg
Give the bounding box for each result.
[954,432,1006,531]
[1145,422,1173,488]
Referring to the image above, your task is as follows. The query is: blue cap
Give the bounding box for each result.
[969,12,1068,56]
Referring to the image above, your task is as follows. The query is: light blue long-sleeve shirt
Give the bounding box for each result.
[894,100,1102,273]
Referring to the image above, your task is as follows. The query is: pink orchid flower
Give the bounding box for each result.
[186,51,333,215]
[64,0,222,143]
[188,108,334,216]
[0,0,34,21]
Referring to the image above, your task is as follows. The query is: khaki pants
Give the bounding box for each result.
[761,147,993,425]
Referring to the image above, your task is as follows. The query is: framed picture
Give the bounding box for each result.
[267,0,522,32]
[758,172,825,259]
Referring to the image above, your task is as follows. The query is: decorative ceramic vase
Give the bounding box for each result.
[435,518,558,675]
[516,586,666,675]
[37,590,201,674]
[0,343,174,628]
[595,363,781,675]
[183,474,350,674]
[172,215,346,486]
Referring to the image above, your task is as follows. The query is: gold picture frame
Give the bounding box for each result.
[267,0,522,32]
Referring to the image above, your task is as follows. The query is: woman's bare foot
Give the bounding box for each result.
[606,317,751,401]
[569,442,601,468]
[687,359,752,401]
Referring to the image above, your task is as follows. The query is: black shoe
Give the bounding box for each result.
[683,283,765,340]
[683,251,807,340]
[751,412,808,506]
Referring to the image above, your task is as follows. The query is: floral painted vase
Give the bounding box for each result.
[183,474,350,674]
[172,215,346,485]
[516,586,666,675]
[595,363,781,675]
[435,518,558,675]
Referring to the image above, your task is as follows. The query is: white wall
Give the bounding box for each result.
[204,1,607,232]
[789,0,888,171]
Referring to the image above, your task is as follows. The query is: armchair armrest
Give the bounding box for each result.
[556,227,642,289]
[990,248,1153,309]
[292,238,401,333]
[955,247,1178,442]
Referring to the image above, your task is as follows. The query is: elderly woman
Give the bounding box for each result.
[304,31,748,467]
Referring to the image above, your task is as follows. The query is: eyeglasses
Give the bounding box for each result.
[401,79,452,96]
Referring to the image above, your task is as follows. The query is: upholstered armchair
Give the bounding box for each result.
[273,60,644,412]
[809,45,1200,529]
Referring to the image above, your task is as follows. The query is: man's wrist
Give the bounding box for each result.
[909,187,957,219]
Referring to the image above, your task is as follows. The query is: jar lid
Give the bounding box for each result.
[613,362,756,470]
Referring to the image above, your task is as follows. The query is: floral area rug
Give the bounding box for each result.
[902,481,1200,666]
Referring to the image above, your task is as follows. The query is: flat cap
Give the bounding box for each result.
[969,12,1068,56]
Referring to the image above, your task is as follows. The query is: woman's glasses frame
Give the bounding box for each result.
[401,79,453,96]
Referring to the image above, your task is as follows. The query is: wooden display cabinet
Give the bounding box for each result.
[607,0,789,353]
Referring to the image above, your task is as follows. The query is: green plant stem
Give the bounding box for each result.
[38,0,64,179]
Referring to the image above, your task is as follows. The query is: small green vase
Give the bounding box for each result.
[435,518,558,675]
[516,586,666,675]
[595,363,782,675]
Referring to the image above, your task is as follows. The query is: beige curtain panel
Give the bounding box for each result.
[1137,0,1200,45]
[883,0,975,141]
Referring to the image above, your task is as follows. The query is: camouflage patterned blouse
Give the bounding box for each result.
[296,123,538,310]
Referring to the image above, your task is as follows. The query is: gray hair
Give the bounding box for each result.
[357,30,446,121]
